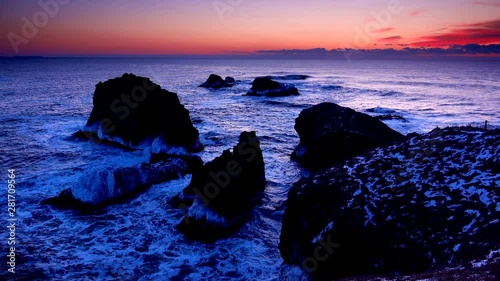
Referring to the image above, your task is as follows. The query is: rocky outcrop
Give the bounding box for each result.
[42,156,202,212]
[76,73,202,152]
[291,102,404,170]
[247,77,299,96]
[280,127,500,280]
[172,131,266,242]
[199,74,235,89]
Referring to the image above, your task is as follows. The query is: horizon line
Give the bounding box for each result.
[1,44,499,60]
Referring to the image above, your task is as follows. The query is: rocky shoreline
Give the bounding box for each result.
[281,126,500,280]
[43,73,499,280]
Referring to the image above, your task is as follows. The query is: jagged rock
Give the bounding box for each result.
[291,102,404,170]
[199,74,235,89]
[75,73,202,152]
[247,77,299,96]
[280,127,500,280]
[172,131,266,242]
[42,156,201,212]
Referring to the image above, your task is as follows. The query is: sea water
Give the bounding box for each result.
[0,58,498,280]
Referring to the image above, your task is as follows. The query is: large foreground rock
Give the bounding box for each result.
[43,156,201,212]
[247,77,299,96]
[280,127,500,280]
[199,74,235,89]
[291,102,404,170]
[172,131,266,242]
[78,73,202,152]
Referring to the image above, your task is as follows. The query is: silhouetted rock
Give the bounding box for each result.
[280,127,500,280]
[199,74,234,89]
[173,131,266,242]
[77,73,202,152]
[42,156,201,212]
[247,77,299,96]
[291,102,404,170]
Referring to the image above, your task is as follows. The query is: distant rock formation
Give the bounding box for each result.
[199,74,235,89]
[172,131,266,242]
[291,102,403,170]
[247,77,299,96]
[280,127,500,280]
[75,73,202,152]
[42,156,202,212]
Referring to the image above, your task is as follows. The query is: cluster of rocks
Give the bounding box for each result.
[44,73,500,280]
[45,73,266,241]
[199,74,301,96]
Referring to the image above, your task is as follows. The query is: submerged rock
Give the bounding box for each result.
[291,102,404,170]
[247,77,299,96]
[374,114,408,122]
[77,73,202,152]
[199,74,235,89]
[173,131,266,242]
[42,156,201,211]
[224,76,236,84]
[280,127,500,280]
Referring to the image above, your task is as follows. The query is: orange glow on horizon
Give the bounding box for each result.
[1,0,499,56]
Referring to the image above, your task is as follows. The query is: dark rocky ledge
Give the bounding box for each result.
[280,126,500,280]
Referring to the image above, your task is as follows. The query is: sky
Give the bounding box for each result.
[1,0,499,57]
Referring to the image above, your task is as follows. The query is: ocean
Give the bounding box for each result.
[0,58,499,280]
